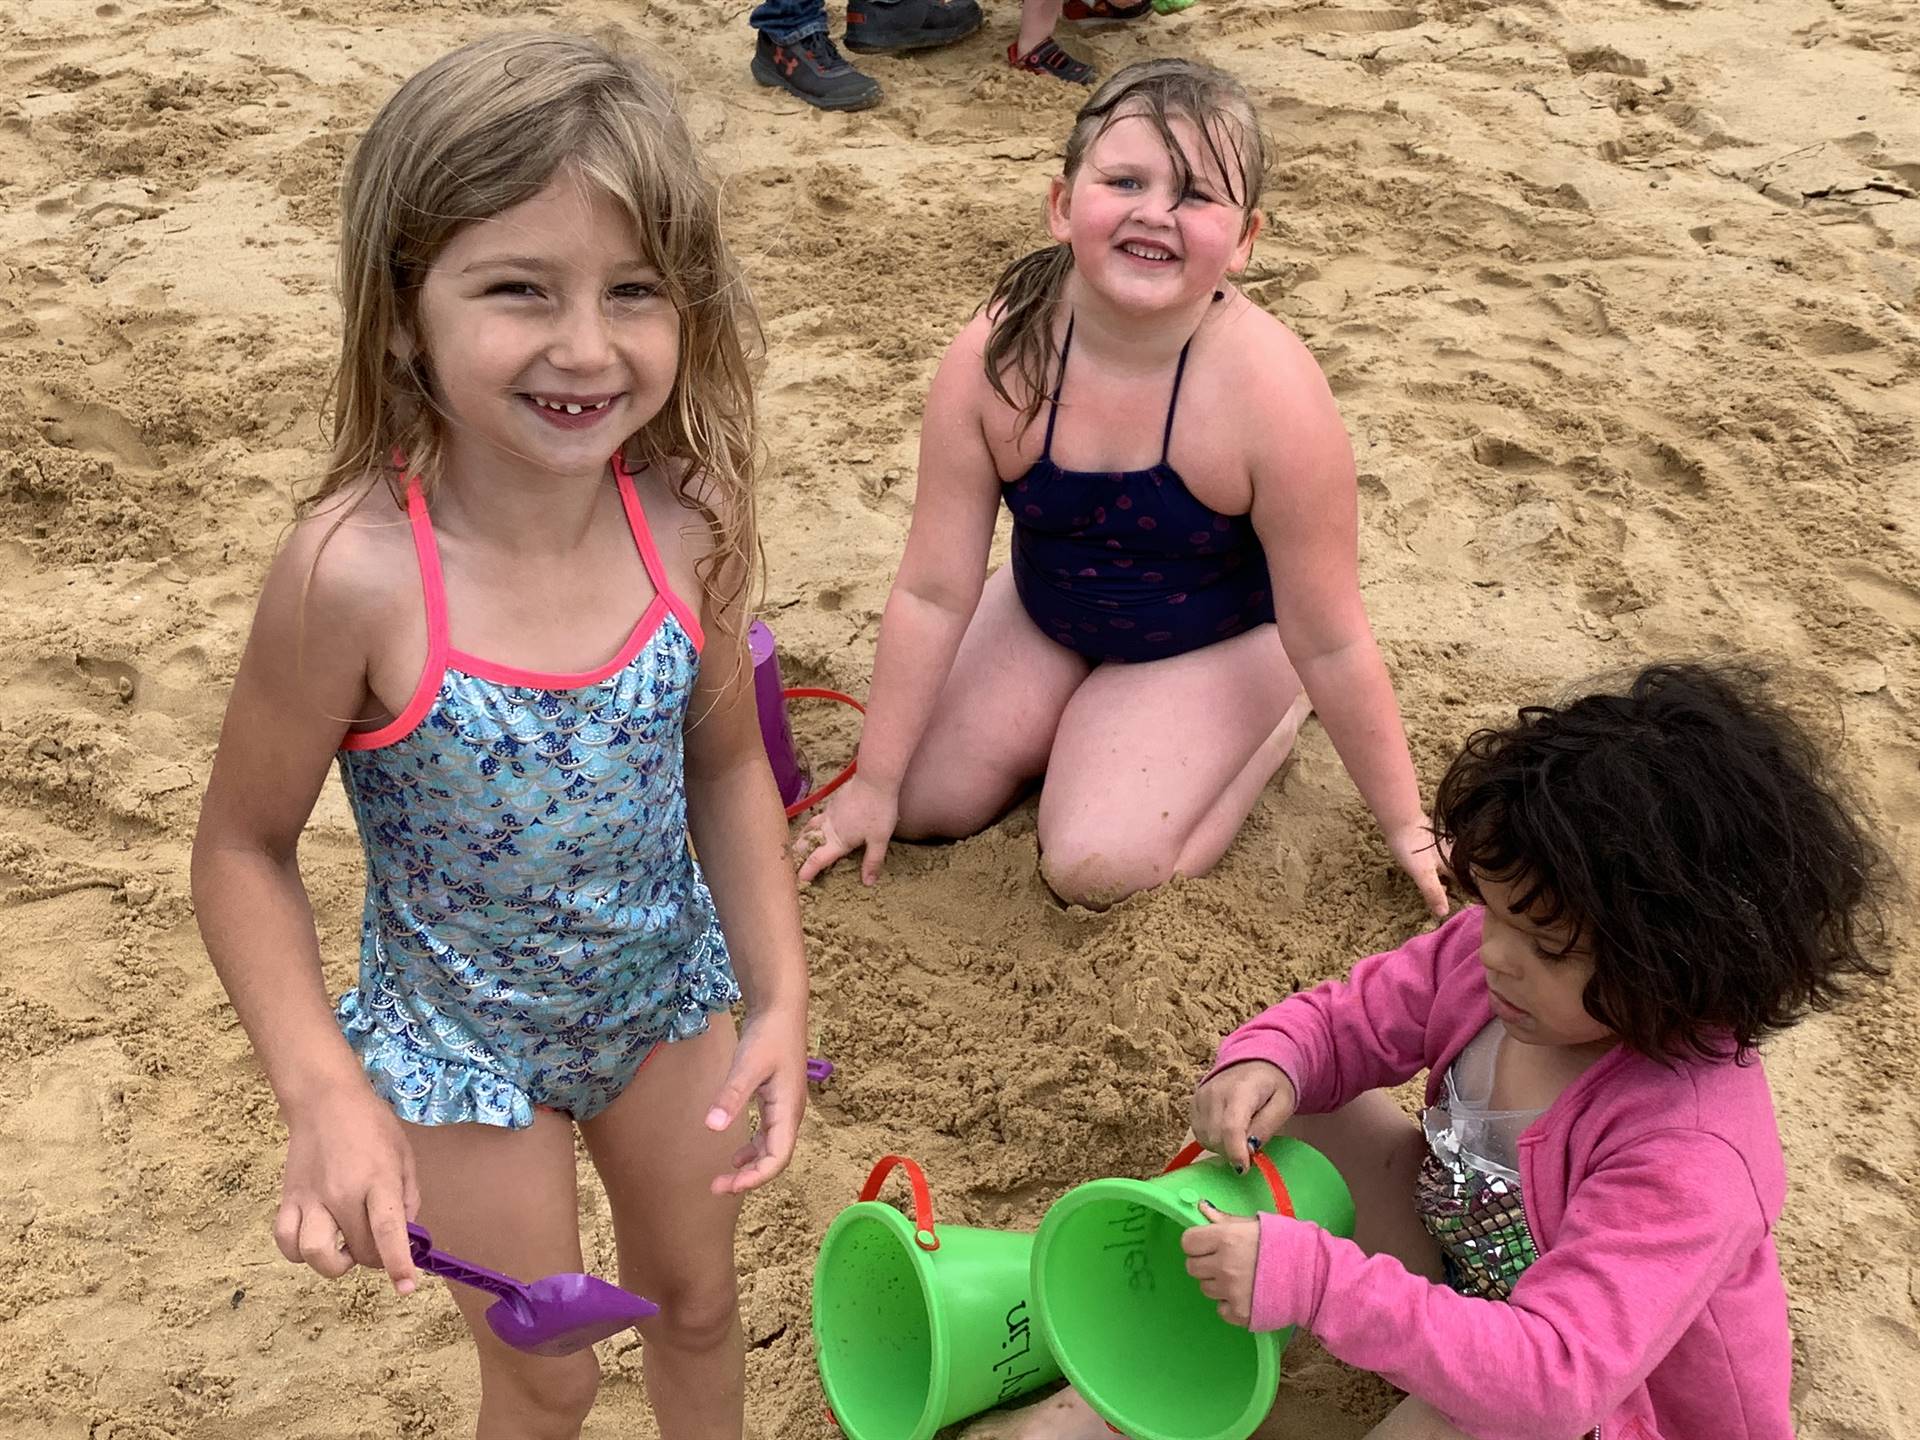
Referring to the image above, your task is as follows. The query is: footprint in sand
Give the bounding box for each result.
[0,1037,136,1215]
[1535,278,1619,340]
[1833,561,1920,634]
[1254,5,1420,36]
[1622,438,1709,496]
[1568,45,1650,77]
[23,384,157,470]
[1795,319,1884,358]
[1470,434,1554,473]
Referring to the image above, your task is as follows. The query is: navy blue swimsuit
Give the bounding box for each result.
[1001,318,1276,664]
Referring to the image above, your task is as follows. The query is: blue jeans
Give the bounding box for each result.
[750,0,830,44]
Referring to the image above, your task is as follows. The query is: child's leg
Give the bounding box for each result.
[894,565,1092,839]
[1362,1397,1474,1439]
[1283,1093,1444,1281]
[1015,0,1064,55]
[405,1111,599,1440]
[1035,624,1307,906]
[579,1019,749,1440]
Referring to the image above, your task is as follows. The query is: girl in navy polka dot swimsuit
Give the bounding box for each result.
[1006,310,1274,662]
[798,59,1448,915]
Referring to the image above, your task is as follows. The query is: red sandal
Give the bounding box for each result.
[1007,36,1096,84]
[1062,0,1154,19]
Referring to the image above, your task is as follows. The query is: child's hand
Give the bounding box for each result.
[1387,818,1451,918]
[794,775,899,886]
[275,1085,420,1295]
[1190,1060,1298,1172]
[1181,1200,1260,1327]
[705,1007,808,1195]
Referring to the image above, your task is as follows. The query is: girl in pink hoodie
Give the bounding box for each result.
[1184,663,1890,1440]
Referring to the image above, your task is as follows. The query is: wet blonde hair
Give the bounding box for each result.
[312,31,760,623]
[984,58,1268,429]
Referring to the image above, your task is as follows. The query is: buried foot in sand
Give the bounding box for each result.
[960,1386,1111,1440]
[965,1386,1457,1440]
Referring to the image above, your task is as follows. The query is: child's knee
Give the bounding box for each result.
[645,1277,740,1353]
[483,1348,600,1434]
[1037,823,1177,908]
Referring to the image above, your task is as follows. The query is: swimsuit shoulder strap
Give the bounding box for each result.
[1160,333,1196,466]
[402,470,452,657]
[611,451,708,653]
[1039,316,1075,461]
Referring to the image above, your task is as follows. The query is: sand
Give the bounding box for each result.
[1,0,1917,1435]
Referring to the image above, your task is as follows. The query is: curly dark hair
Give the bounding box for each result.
[1433,662,1892,1063]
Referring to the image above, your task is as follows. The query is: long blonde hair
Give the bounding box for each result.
[984,59,1268,429]
[313,31,761,622]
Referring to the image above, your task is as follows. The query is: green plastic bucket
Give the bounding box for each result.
[813,1156,1062,1440]
[1030,1140,1354,1440]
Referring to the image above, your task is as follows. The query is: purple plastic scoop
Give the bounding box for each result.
[406,1223,658,1356]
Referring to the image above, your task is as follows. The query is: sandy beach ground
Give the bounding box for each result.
[1,0,1916,1435]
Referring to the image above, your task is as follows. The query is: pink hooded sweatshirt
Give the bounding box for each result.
[1209,908,1794,1440]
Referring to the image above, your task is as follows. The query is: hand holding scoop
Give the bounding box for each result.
[406,1223,659,1356]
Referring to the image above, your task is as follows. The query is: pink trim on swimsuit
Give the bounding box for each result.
[339,482,449,753]
[612,452,707,654]
[339,456,704,752]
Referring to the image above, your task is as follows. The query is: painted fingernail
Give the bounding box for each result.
[1248,1136,1263,1153]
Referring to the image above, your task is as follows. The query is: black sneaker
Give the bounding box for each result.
[845,0,985,54]
[751,31,883,111]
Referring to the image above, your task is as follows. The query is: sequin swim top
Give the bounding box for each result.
[1414,1022,1546,1300]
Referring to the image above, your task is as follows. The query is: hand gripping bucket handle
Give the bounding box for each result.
[1029,1139,1349,1440]
[1075,1145,1298,1439]
[1161,1141,1295,1219]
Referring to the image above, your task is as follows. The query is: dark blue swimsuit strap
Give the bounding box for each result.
[1039,314,1196,469]
[1160,339,1193,467]
[1039,318,1076,462]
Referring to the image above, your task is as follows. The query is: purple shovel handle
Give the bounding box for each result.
[407,1223,534,1316]
[807,1056,834,1082]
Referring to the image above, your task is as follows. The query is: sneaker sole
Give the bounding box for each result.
[750,54,884,110]
[844,11,985,52]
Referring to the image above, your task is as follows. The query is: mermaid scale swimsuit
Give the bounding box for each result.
[332,456,739,1129]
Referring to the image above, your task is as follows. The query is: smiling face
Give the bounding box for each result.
[1474,872,1616,1049]
[1046,108,1261,315]
[405,169,681,485]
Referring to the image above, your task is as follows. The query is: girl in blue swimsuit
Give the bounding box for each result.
[192,36,806,1440]
[799,59,1447,914]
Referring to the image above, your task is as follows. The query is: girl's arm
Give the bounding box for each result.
[1246,332,1448,917]
[683,547,811,1196]
[1245,1128,1769,1438]
[1205,908,1477,1112]
[796,315,1007,884]
[190,510,420,1293]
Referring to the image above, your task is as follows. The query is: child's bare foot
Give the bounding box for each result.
[957,1387,1113,1440]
